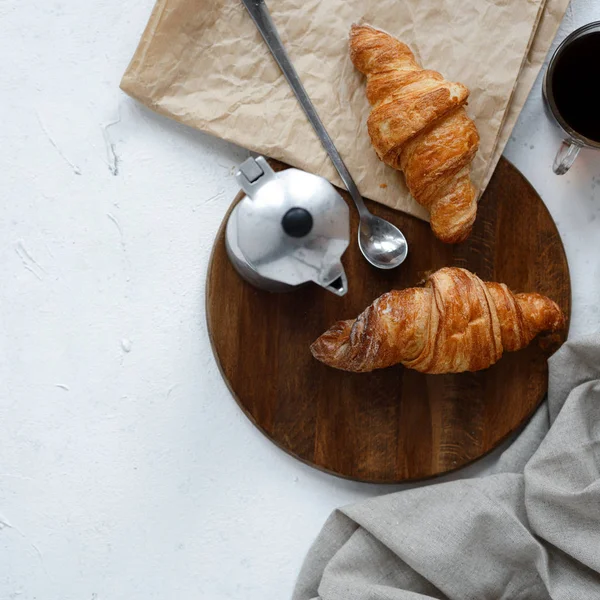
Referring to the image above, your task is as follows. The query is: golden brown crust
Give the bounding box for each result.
[349,24,480,244]
[311,268,565,374]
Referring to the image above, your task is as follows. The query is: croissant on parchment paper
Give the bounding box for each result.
[311,268,565,374]
[349,25,480,243]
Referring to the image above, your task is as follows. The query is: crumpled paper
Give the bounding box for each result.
[121,0,569,221]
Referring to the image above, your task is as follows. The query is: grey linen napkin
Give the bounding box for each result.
[293,334,600,600]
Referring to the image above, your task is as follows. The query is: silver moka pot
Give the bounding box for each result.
[225,157,350,296]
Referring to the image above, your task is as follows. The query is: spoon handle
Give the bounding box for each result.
[241,0,369,217]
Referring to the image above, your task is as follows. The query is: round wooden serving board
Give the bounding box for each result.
[206,158,571,483]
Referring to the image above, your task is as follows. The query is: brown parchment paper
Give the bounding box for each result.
[121,0,569,221]
[484,0,569,189]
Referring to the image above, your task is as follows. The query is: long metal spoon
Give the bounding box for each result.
[241,0,408,269]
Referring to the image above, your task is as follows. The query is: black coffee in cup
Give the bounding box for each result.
[550,31,600,143]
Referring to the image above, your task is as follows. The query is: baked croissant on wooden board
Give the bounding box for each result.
[311,268,565,374]
[349,24,480,244]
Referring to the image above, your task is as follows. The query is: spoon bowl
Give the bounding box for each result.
[359,214,408,269]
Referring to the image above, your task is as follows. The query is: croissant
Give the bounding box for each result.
[349,24,480,243]
[311,267,565,374]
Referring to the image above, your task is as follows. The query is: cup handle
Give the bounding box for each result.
[553,139,581,175]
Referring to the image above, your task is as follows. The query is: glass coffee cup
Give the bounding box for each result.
[543,21,600,175]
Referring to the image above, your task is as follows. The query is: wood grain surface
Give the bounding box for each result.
[206,158,571,483]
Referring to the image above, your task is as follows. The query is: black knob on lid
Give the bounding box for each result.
[281,207,313,238]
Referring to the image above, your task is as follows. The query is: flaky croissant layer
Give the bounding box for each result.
[311,268,565,374]
[349,24,480,243]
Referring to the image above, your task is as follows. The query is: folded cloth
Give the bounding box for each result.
[294,335,600,600]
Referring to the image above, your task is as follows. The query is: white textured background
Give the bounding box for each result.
[1,0,599,598]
